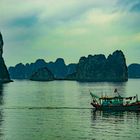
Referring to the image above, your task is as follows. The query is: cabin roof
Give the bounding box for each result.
[99,96,123,100]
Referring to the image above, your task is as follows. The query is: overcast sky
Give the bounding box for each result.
[0,0,140,66]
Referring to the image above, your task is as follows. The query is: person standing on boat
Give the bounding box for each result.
[114,88,121,97]
[114,88,118,95]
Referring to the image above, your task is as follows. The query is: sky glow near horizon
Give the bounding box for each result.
[0,0,140,66]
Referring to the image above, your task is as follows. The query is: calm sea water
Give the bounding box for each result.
[0,79,140,140]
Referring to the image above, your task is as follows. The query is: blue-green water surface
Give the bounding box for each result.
[0,79,140,140]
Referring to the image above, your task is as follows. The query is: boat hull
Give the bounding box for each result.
[91,102,140,111]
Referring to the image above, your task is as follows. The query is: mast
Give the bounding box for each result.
[136,94,138,102]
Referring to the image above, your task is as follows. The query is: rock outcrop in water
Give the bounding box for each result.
[128,64,140,78]
[67,50,128,82]
[30,67,54,81]
[0,32,11,83]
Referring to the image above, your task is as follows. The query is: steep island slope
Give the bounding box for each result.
[0,32,11,83]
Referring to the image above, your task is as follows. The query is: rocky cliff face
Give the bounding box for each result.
[67,50,128,82]
[30,67,54,81]
[0,32,11,83]
[67,63,77,75]
[47,58,68,79]
[76,54,106,81]
[105,50,128,81]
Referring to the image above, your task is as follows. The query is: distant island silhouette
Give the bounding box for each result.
[9,58,77,80]
[128,64,140,78]
[9,50,129,82]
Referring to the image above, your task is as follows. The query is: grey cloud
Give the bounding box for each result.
[4,14,43,42]
[8,14,38,28]
[44,3,96,26]
[116,0,140,12]
[130,2,140,12]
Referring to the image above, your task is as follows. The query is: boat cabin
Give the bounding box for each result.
[99,96,123,106]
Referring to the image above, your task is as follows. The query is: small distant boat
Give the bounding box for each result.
[90,89,140,111]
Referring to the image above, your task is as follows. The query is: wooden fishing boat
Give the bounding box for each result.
[90,89,140,111]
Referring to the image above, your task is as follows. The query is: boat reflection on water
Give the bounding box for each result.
[91,110,140,122]
[90,110,140,140]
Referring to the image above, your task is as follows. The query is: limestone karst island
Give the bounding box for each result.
[8,50,128,82]
[0,32,11,83]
